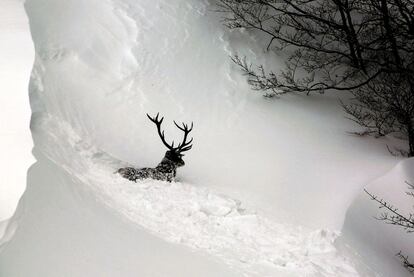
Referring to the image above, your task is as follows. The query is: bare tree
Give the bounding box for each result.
[365,183,414,272]
[217,0,414,156]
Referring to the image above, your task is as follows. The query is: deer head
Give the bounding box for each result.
[147,113,193,168]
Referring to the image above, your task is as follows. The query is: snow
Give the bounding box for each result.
[0,0,35,221]
[342,158,414,277]
[0,152,241,277]
[23,0,400,230]
[0,113,360,276]
[0,0,412,275]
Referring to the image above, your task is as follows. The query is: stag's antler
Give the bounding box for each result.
[173,121,193,153]
[147,113,175,150]
[147,113,194,154]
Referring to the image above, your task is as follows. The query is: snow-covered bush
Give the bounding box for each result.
[365,183,414,272]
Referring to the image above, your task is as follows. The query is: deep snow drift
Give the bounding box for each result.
[1,114,365,276]
[342,158,414,277]
[0,0,34,221]
[0,0,412,275]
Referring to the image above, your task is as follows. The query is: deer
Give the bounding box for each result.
[117,113,193,182]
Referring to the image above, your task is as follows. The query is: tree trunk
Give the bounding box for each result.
[408,119,414,157]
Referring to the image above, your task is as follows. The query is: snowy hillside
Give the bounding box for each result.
[0,0,413,276]
[0,0,34,221]
[342,158,414,277]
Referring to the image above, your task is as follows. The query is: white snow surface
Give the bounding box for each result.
[342,158,414,277]
[4,114,362,276]
[0,0,35,221]
[0,0,413,275]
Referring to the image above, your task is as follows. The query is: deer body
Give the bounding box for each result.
[118,151,184,182]
[118,114,193,183]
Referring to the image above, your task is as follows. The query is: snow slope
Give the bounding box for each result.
[0,151,240,277]
[0,0,35,221]
[23,0,399,230]
[341,158,414,277]
[0,114,363,276]
[0,0,411,275]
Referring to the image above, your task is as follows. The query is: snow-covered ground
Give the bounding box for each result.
[342,158,414,277]
[0,114,365,276]
[0,0,34,221]
[0,0,413,276]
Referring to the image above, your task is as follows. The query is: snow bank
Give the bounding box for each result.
[0,113,359,276]
[0,151,240,277]
[0,0,35,221]
[341,158,414,277]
